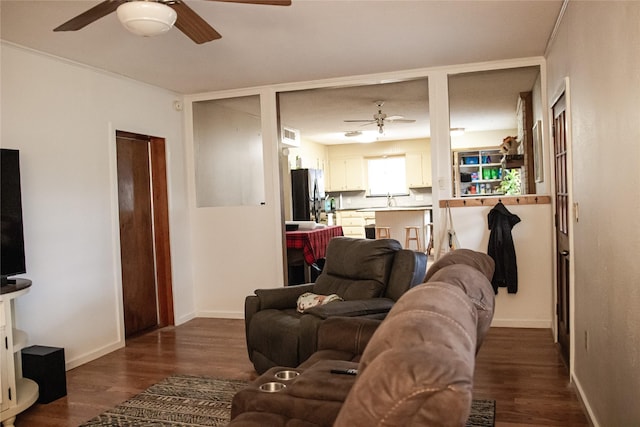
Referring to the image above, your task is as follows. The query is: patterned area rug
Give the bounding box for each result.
[79,375,248,427]
[467,399,496,427]
[80,374,495,427]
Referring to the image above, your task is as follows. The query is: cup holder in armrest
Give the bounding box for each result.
[259,382,287,393]
[274,370,300,380]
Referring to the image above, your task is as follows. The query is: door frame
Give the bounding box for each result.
[115,130,175,330]
[549,77,575,371]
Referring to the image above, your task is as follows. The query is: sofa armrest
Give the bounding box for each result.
[253,284,315,310]
[296,299,394,363]
[244,284,314,364]
[304,298,395,319]
[244,295,260,357]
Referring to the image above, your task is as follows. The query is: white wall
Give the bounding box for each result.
[450,129,515,150]
[183,90,284,320]
[444,203,553,327]
[427,60,552,329]
[545,2,640,425]
[0,43,194,369]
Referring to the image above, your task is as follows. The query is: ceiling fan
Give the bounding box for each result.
[53,0,291,45]
[344,101,416,134]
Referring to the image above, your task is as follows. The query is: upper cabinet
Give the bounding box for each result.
[328,157,364,191]
[406,144,432,188]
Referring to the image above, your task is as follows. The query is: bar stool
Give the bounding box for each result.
[425,223,434,256]
[404,226,422,251]
[375,226,391,239]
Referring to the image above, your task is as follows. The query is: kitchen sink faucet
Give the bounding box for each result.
[387,193,396,207]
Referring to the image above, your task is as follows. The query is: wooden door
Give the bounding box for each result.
[553,93,571,367]
[116,134,158,337]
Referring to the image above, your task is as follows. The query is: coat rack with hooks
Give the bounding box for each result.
[439,195,551,208]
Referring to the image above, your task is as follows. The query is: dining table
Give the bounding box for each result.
[285,225,344,284]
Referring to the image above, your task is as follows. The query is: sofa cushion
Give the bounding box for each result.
[334,282,478,427]
[313,238,401,300]
[427,264,495,350]
[298,316,381,369]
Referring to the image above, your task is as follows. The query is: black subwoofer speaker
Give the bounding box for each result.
[21,345,67,403]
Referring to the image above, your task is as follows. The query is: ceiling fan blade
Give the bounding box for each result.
[54,0,126,32]
[387,119,417,123]
[344,120,375,123]
[208,0,292,5]
[170,1,222,44]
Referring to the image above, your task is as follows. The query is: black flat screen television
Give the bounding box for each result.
[1,148,27,286]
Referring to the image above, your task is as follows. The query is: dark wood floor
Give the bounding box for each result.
[13,318,589,427]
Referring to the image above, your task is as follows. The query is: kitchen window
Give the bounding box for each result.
[367,156,406,196]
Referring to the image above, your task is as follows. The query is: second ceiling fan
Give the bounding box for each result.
[53,0,291,45]
[344,101,416,134]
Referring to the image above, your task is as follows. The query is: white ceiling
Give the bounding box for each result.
[1,0,562,144]
[278,66,541,144]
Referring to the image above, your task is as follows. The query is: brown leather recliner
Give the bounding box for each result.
[230,249,495,427]
[244,237,428,374]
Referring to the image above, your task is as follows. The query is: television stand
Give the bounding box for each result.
[1,279,39,427]
[0,278,31,295]
[0,276,16,286]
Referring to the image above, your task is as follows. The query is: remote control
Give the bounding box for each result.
[330,368,358,375]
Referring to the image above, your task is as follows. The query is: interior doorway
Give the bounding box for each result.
[116,131,174,338]
[552,92,571,368]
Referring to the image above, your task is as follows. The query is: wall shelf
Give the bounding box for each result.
[453,148,504,197]
[439,195,552,208]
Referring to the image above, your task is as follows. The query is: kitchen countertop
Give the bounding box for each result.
[355,205,432,212]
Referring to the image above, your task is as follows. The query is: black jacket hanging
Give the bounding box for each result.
[487,202,521,294]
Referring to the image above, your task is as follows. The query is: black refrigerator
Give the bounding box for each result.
[291,168,325,223]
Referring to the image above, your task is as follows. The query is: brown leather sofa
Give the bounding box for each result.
[230,249,495,426]
[244,237,428,374]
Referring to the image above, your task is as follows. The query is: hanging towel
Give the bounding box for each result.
[487,202,521,293]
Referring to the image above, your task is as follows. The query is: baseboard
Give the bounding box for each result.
[196,310,244,320]
[572,372,600,427]
[174,311,197,326]
[490,318,552,328]
[65,340,124,371]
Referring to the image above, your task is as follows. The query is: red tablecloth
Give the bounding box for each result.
[286,225,344,265]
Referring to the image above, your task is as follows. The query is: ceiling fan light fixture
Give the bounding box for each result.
[116,1,177,37]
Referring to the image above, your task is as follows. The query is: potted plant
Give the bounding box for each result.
[499,169,522,195]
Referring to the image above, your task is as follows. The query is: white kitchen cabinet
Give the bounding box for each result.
[336,210,367,238]
[406,150,432,188]
[1,281,39,427]
[328,157,364,191]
